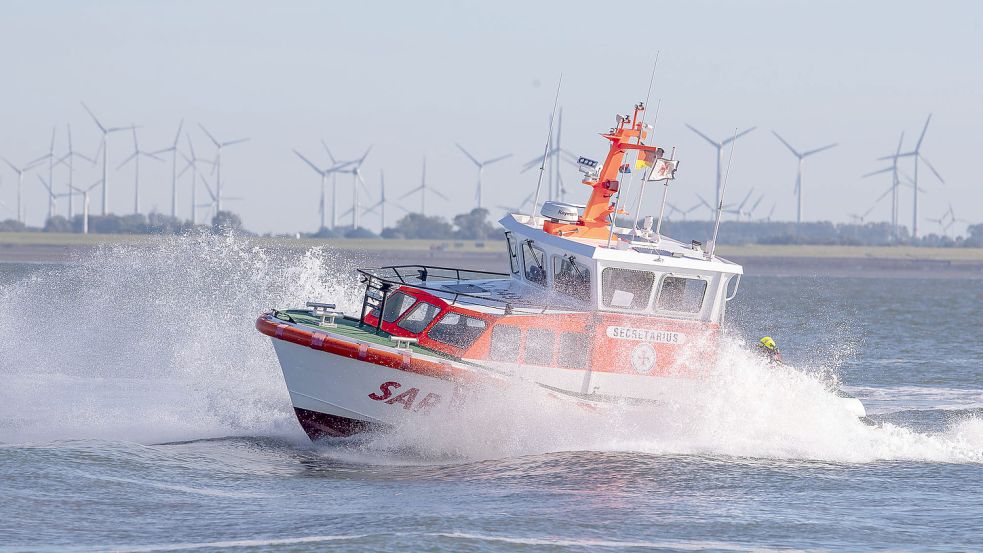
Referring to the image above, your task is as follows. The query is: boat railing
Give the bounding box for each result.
[355,265,537,328]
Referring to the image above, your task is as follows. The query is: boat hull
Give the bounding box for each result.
[270,337,473,438]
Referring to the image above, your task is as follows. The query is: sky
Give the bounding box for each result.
[1,0,981,237]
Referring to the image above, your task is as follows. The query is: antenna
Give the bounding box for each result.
[708,128,739,259]
[531,74,562,218]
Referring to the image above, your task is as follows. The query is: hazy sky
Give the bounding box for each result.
[1,0,981,236]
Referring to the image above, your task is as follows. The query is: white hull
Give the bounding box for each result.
[270,334,866,439]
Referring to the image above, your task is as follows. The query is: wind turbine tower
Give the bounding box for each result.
[1,155,45,224]
[294,149,353,230]
[198,124,249,213]
[885,114,944,239]
[455,143,511,209]
[81,102,133,215]
[862,132,905,240]
[685,125,756,210]
[151,120,185,218]
[400,157,449,215]
[117,127,163,214]
[771,131,837,224]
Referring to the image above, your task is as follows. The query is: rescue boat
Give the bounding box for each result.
[257,103,866,440]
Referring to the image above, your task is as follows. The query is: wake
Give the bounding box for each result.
[1,234,981,464]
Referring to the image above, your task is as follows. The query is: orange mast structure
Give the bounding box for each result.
[543,103,664,241]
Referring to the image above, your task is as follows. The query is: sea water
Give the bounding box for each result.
[1,236,982,552]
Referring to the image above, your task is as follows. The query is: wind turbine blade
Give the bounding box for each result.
[325,161,356,174]
[915,114,931,151]
[116,152,137,170]
[862,167,892,178]
[771,131,801,157]
[356,172,373,200]
[685,124,722,147]
[722,126,756,145]
[750,194,764,213]
[738,189,753,209]
[919,154,944,184]
[455,143,482,166]
[357,146,373,166]
[875,185,893,203]
[221,138,250,147]
[293,149,325,174]
[172,119,184,148]
[197,124,220,148]
[695,193,714,210]
[398,186,423,200]
[432,189,451,202]
[80,102,107,133]
[483,153,513,165]
[320,140,336,163]
[37,174,52,194]
[0,156,18,173]
[895,131,906,156]
[802,143,837,157]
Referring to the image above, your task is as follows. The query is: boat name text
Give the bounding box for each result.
[606,326,685,344]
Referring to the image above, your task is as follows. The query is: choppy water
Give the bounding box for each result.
[1,236,982,552]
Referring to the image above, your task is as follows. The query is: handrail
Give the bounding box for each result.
[356,264,540,311]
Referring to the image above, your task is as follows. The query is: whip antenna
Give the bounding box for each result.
[531,74,562,217]
[708,127,739,259]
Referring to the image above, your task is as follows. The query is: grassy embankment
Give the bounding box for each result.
[2,232,983,260]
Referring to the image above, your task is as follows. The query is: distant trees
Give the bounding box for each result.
[211,211,243,234]
[966,224,983,247]
[453,208,497,240]
[388,213,454,239]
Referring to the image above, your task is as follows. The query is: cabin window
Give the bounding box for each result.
[427,312,487,349]
[552,255,591,302]
[381,291,415,323]
[521,241,548,286]
[490,324,521,362]
[505,232,520,275]
[396,301,441,333]
[656,276,708,314]
[558,332,590,369]
[524,328,555,365]
[601,267,655,310]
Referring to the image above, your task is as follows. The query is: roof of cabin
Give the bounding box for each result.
[500,213,744,275]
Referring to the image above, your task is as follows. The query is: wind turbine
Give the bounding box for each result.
[723,188,757,221]
[497,190,536,214]
[771,131,837,224]
[293,149,355,230]
[117,127,163,214]
[665,201,702,220]
[757,204,777,222]
[881,114,944,239]
[399,157,449,216]
[455,143,511,209]
[178,134,215,224]
[1,155,46,223]
[37,174,71,222]
[56,123,98,220]
[362,170,407,232]
[686,125,756,210]
[520,109,579,201]
[150,120,185,218]
[198,124,249,213]
[81,102,134,215]
[68,178,102,234]
[862,132,905,240]
[848,203,878,224]
[333,147,372,229]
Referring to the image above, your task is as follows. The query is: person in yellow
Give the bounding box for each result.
[756,336,783,364]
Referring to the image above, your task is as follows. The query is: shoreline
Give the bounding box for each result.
[2,233,982,279]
